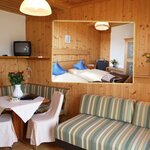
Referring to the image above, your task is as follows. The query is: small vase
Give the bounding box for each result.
[13,84,23,98]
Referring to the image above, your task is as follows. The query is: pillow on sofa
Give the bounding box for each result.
[73,60,87,70]
[80,94,136,123]
[80,94,105,115]
[132,102,150,128]
[96,97,136,123]
[52,63,67,76]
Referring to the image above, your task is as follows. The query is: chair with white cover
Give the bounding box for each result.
[0,114,18,148]
[26,91,64,146]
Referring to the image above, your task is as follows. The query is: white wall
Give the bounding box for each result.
[0,10,25,56]
[110,23,134,68]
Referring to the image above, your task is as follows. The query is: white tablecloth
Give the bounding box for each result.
[0,96,44,123]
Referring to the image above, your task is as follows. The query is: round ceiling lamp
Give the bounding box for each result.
[95,22,110,31]
[20,0,52,16]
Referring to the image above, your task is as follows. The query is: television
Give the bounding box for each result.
[13,41,31,56]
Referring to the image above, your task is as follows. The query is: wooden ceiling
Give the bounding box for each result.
[0,0,22,14]
[0,0,102,15]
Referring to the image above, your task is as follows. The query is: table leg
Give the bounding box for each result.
[12,112,27,141]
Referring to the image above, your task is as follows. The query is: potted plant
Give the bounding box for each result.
[8,71,24,98]
[111,59,118,67]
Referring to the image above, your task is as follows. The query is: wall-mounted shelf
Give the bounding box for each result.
[0,56,51,60]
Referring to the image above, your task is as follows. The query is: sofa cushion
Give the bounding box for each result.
[56,114,150,150]
[80,94,135,123]
[80,94,105,115]
[132,102,150,128]
[96,96,136,123]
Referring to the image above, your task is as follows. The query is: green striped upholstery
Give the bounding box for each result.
[56,114,150,150]
[0,84,28,96]
[80,94,103,115]
[132,102,150,128]
[96,97,135,123]
[0,84,68,100]
[80,94,135,123]
[24,84,68,100]
[0,85,14,96]
[0,84,69,114]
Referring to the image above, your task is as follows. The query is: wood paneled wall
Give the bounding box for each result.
[27,59,51,85]
[99,30,111,61]
[53,21,101,65]
[26,0,150,118]
[26,14,57,56]
[0,58,28,86]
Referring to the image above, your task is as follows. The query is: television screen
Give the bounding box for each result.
[14,41,31,56]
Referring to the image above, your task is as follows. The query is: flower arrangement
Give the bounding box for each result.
[110,59,118,67]
[143,53,150,62]
[8,71,24,85]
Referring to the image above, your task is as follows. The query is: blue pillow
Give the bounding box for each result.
[52,63,67,76]
[73,60,87,70]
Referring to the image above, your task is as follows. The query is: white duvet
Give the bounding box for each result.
[52,73,88,83]
[68,69,115,82]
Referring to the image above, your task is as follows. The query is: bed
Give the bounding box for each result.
[52,62,131,83]
[68,68,115,82]
[52,72,88,83]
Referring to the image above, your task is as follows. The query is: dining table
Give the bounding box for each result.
[0,96,47,140]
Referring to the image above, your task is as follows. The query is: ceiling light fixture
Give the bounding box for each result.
[20,0,52,16]
[95,22,110,31]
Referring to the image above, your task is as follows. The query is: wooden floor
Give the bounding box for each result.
[0,141,63,150]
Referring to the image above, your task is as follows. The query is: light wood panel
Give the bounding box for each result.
[1,0,149,132]
[0,0,101,14]
[0,58,28,86]
[27,60,52,85]
[0,0,22,14]
[53,21,101,65]
[48,0,99,9]
[53,49,89,55]
[99,29,111,60]
[26,0,150,118]
[26,14,56,56]
[53,49,90,67]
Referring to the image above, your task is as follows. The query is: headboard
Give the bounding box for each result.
[53,49,90,70]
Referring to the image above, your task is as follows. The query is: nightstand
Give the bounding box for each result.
[87,64,95,69]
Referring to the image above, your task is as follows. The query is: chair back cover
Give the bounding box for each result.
[26,91,64,146]
[47,91,64,117]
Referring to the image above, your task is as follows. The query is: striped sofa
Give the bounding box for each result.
[0,84,69,114]
[56,94,150,150]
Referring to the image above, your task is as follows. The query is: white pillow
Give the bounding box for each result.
[68,68,80,74]
[80,71,101,81]
[52,75,56,80]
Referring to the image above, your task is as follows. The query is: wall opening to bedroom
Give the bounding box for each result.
[52,20,135,84]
